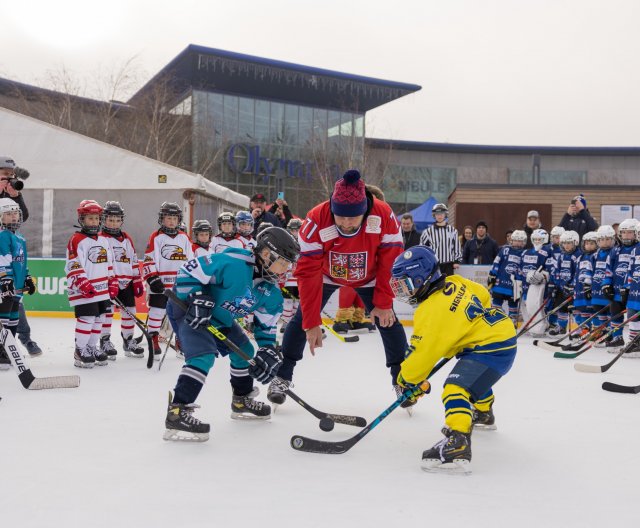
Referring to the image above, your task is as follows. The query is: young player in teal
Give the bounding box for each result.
[0,198,35,369]
[163,227,300,442]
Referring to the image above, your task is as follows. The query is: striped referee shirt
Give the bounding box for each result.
[419,223,462,264]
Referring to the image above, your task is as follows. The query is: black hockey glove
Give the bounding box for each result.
[146,274,164,294]
[24,275,36,295]
[185,293,215,330]
[0,276,15,298]
[583,284,592,301]
[248,346,282,383]
[602,284,615,300]
[621,288,629,305]
[487,275,496,288]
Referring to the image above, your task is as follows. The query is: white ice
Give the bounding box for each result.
[2,318,640,527]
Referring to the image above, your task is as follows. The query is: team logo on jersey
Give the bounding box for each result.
[112,247,131,264]
[87,246,108,264]
[69,262,82,271]
[329,251,367,281]
[160,244,188,261]
[365,215,382,234]
[220,288,256,317]
[403,250,412,259]
[443,282,457,296]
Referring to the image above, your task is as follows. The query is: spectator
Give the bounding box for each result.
[269,196,293,227]
[419,203,462,275]
[462,221,499,265]
[400,214,421,249]
[523,210,541,249]
[558,194,599,240]
[250,193,281,236]
[461,225,473,251]
[505,230,513,245]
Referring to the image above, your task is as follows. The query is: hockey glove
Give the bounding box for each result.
[621,288,629,305]
[185,293,215,330]
[487,275,496,288]
[525,270,540,285]
[583,284,592,301]
[563,284,574,297]
[75,276,97,298]
[396,373,431,403]
[146,274,165,294]
[602,284,615,300]
[24,275,36,295]
[108,277,119,299]
[132,276,145,298]
[248,346,283,383]
[0,277,14,298]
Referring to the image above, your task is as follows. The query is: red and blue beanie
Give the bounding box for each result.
[330,169,367,217]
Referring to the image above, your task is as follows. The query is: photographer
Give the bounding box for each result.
[0,156,29,222]
[559,194,598,241]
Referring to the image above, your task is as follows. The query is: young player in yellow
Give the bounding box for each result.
[390,246,517,475]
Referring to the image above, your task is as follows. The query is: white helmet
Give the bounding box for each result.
[559,230,579,248]
[619,219,638,246]
[531,228,549,245]
[596,225,615,240]
[0,197,22,231]
[550,226,565,237]
[583,231,598,242]
[510,230,527,248]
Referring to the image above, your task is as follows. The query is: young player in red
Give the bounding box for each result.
[267,169,407,405]
[99,201,146,359]
[65,200,118,368]
[143,202,192,359]
[236,211,256,250]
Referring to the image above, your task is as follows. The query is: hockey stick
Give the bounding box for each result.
[602,381,640,394]
[543,308,617,355]
[516,294,570,338]
[1,325,80,390]
[573,331,640,373]
[290,356,452,454]
[111,298,154,369]
[157,330,175,371]
[533,303,610,348]
[165,290,366,427]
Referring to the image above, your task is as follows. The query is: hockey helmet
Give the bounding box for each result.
[254,227,300,283]
[235,210,254,236]
[77,200,103,235]
[559,230,579,251]
[431,203,448,218]
[531,228,549,246]
[618,219,638,246]
[0,197,21,231]
[157,202,182,235]
[390,246,442,304]
[510,230,527,249]
[102,201,125,235]
[192,219,213,245]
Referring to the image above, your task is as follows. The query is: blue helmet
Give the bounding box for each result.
[236,210,254,236]
[390,246,441,303]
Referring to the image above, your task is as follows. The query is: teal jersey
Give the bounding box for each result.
[0,229,28,289]
[174,247,283,347]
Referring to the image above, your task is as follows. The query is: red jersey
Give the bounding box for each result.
[296,198,403,329]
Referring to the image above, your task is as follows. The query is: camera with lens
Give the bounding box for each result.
[8,167,29,191]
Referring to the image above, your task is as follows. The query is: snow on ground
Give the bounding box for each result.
[2,317,640,527]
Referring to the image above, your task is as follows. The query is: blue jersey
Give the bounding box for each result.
[553,250,581,289]
[591,248,613,306]
[489,245,523,296]
[518,246,550,295]
[174,247,283,347]
[573,251,595,307]
[625,247,640,311]
[0,229,28,291]
[610,244,637,301]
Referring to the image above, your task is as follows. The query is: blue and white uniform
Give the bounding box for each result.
[488,245,523,323]
[0,228,28,332]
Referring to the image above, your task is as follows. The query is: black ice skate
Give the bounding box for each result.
[164,392,210,442]
[472,408,497,430]
[19,336,43,357]
[0,347,10,370]
[350,321,376,332]
[74,346,95,369]
[332,321,350,334]
[267,376,291,406]
[606,335,625,354]
[150,332,162,360]
[547,324,565,337]
[90,344,108,366]
[231,392,271,420]
[624,339,640,358]
[122,334,144,358]
[394,385,418,415]
[421,427,472,476]
[100,335,118,361]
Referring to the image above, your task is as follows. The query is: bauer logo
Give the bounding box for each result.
[443,282,457,296]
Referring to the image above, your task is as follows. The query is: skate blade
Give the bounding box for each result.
[74,361,94,369]
[94,360,109,366]
[473,423,497,431]
[404,406,414,417]
[421,458,472,476]
[163,429,209,442]
[230,412,271,421]
[107,356,117,361]
[124,352,144,358]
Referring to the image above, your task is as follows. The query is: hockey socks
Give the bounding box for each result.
[172,355,214,404]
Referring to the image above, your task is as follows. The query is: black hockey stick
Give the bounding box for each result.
[574,331,640,373]
[602,381,640,394]
[533,303,610,349]
[165,290,366,427]
[111,298,154,369]
[290,357,452,454]
[1,325,80,390]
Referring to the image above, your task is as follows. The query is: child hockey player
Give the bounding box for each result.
[391,246,517,475]
[191,220,213,258]
[236,211,256,250]
[66,200,118,368]
[210,212,244,254]
[591,225,615,347]
[487,229,526,326]
[100,201,145,359]
[143,202,192,358]
[546,226,565,332]
[0,198,34,370]
[572,232,597,338]
[622,223,640,357]
[519,228,552,337]
[163,227,300,441]
[280,218,302,333]
[548,230,580,336]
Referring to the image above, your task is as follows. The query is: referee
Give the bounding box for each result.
[419,203,462,275]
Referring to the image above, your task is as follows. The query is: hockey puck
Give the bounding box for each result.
[319,417,335,432]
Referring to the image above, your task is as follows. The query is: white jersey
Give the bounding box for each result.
[210,234,245,254]
[65,232,113,306]
[143,230,192,290]
[102,231,139,290]
[240,235,256,250]
[191,242,210,259]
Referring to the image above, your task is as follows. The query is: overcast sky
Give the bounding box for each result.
[1,0,639,146]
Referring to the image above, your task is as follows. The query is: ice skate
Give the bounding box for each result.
[606,335,624,354]
[150,332,162,360]
[90,344,108,366]
[394,385,418,415]
[74,345,95,369]
[122,334,144,358]
[100,334,118,361]
[350,321,376,332]
[230,392,271,420]
[595,334,612,349]
[546,324,564,337]
[472,408,497,430]
[0,347,10,370]
[421,427,472,476]
[332,321,350,334]
[164,392,210,442]
[20,338,42,357]
[624,340,640,358]
[267,376,291,407]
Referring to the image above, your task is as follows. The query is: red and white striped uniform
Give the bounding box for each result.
[65,232,113,307]
[210,234,245,254]
[142,231,192,289]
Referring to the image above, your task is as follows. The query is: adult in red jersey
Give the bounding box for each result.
[267,169,407,405]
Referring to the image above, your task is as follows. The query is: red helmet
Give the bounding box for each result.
[77,200,103,216]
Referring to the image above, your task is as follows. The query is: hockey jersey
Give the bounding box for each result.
[573,251,595,307]
[0,229,28,291]
[65,232,113,306]
[400,275,517,385]
[489,245,523,297]
[624,246,640,311]
[610,243,637,302]
[296,198,403,329]
[518,246,550,297]
[174,248,282,347]
[552,250,581,289]
[591,248,613,306]
[240,235,256,250]
[102,231,139,290]
[191,242,210,259]
[143,231,192,290]
[210,234,245,254]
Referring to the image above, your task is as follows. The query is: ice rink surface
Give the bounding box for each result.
[2,317,640,527]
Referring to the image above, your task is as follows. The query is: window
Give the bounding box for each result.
[270,102,284,143]
[238,97,254,140]
[255,100,270,142]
